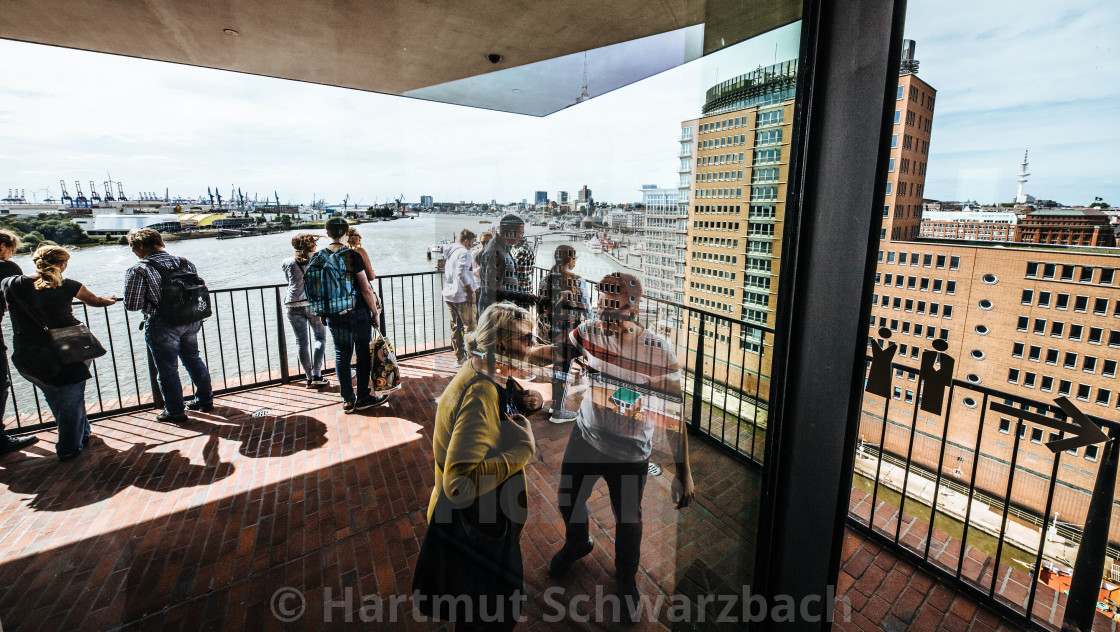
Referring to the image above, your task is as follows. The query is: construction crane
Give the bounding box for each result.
[116,182,127,201]
[89,181,101,204]
[60,180,72,205]
[74,181,88,207]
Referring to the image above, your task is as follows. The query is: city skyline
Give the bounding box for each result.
[0,1,1116,207]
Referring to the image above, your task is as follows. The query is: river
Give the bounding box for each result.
[1,215,623,430]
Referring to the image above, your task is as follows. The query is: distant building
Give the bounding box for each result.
[578,186,592,203]
[71,214,182,237]
[557,191,569,204]
[534,191,548,206]
[420,195,434,207]
[640,184,683,303]
[918,208,1018,242]
[1015,208,1116,247]
[881,40,936,242]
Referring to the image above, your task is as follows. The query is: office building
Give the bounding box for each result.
[640,184,684,304]
[534,191,547,206]
[419,195,433,207]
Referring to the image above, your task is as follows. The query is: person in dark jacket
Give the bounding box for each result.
[0,231,38,456]
[476,215,534,314]
[1,246,117,461]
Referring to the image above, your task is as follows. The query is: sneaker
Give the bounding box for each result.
[186,400,214,413]
[550,410,578,424]
[0,434,39,455]
[343,401,356,414]
[355,395,389,410]
[308,376,329,387]
[156,411,190,425]
[57,451,82,463]
[547,537,593,579]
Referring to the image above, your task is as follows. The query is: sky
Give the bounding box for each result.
[0,1,1116,207]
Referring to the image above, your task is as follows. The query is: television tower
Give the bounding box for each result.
[1015,148,1030,204]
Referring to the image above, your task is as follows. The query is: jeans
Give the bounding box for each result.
[324,307,372,403]
[557,426,648,579]
[0,351,10,437]
[39,380,90,459]
[446,301,477,362]
[286,305,328,380]
[145,317,214,416]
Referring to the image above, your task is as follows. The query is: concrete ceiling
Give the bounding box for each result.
[0,0,801,115]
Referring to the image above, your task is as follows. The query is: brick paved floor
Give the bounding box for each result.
[0,352,760,631]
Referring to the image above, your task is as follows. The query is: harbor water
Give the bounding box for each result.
[1,215,623,429]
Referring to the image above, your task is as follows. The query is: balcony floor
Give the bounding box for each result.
[0,352,761,631]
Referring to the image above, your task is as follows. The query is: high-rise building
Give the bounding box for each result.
[683,59,798,395]
[557,191,569,204]
[640,183,683,303]
[578,185,591,202]
[420,195,434,207]
[881,40,935,243]
[534,191,548,206]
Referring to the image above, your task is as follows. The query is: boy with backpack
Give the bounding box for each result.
[305,217,386,413]
[123,228,214,424]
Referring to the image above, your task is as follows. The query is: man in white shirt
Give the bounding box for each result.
[442,229,479,365]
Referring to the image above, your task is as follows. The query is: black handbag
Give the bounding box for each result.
[412,375,525,629]
[3,278,107,364]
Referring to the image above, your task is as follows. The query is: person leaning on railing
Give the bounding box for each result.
[282,233,329,388]
[345,227,378,287]
[123,228,214,425]
[0,230,39,456]
[1,246,117,462]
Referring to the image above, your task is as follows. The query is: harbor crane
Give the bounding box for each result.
[343,193,350,209]
[215,187,222,207]
[89,181,101,204]
[74,181,88,207]
[103,181,115,202]
[238,188,245,209]
[275,191,280,206]
[59,180,72,205]
[207,187,215,206]
[116,182,127,201]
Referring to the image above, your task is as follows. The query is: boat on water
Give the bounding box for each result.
[428,239,452,256]
[547,221,561,230]
[585,238,603,253]
[478,219,492,224]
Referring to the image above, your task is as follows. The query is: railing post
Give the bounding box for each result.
[275,286,289,383]
[690,313,706,433]
[377,276,387,334]
[1064,435,1119,632]
[145,346,164,408]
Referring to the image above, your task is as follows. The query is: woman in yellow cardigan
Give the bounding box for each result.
[423,301,537,630]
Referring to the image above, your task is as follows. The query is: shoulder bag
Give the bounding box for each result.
[2,278,106,364]
[412,375,525,628]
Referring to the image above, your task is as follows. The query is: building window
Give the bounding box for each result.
[1034,319,1046,335]
[1028,345,1041,362]
[998,418,1011,434]
[1041,376,1054,392]
[1074,296,1089,312]
[1051,321,1065,337]
[1021,289,1034,305]
[1084,356,1097,373]
[1097,389,1112,406]
[1059,379,1072,396]
[1089,327,1103,345]
[1101,268,1115,285]
[1038,291,1051,308]
[1046,348,1059,364]
[1086,445,1100,462]
[1012,342,1024,358]
[1056,293,1070,310]
[1077,384,1091,401]
[1081,267,1095,283]
[1017,316,1029,332]
[1095,298,1109,315]
[1070,324,1083,341]
[1030,428,1044,444]
[1023,372,1037,388]
[1103,359,1117,378]
[1026,262,1039,277]
[1064,352,1078,369]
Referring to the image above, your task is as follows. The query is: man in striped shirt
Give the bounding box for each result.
[124,228,213,425]
[547,272,695,621]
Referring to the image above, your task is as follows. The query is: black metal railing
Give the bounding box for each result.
[849,359,1120,631]
[2,271,453,433]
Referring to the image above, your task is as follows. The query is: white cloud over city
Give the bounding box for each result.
[0,0,1116,206]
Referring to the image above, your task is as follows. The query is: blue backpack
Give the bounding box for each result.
[304,247,356,316]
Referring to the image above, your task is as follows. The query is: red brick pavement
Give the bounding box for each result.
[0,353,761,631]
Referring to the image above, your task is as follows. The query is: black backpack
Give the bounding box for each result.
[142,258,212,325]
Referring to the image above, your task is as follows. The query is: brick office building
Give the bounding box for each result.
[1015,207,1116,247]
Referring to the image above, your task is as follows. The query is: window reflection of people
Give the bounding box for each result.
[537,244,591,423]
[443,229,479,366]
[548,273,694,622]
[426,302,537,630]
[476,215,534,313]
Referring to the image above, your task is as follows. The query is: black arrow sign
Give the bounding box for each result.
[989,396,1109,453]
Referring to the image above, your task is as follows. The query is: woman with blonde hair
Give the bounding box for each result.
[414,302,538,630]
[1,246,117,461]
[345,227,377,287]
[282,234,329,387]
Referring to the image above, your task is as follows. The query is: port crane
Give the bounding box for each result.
[74,181,88,208]
[343,194,350,209]
[215,186,222,207]
[89,181,101,204]
[102,181,114,202]
[207,187,215,206]
[59,180,72,206]
[116,182,127,201]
